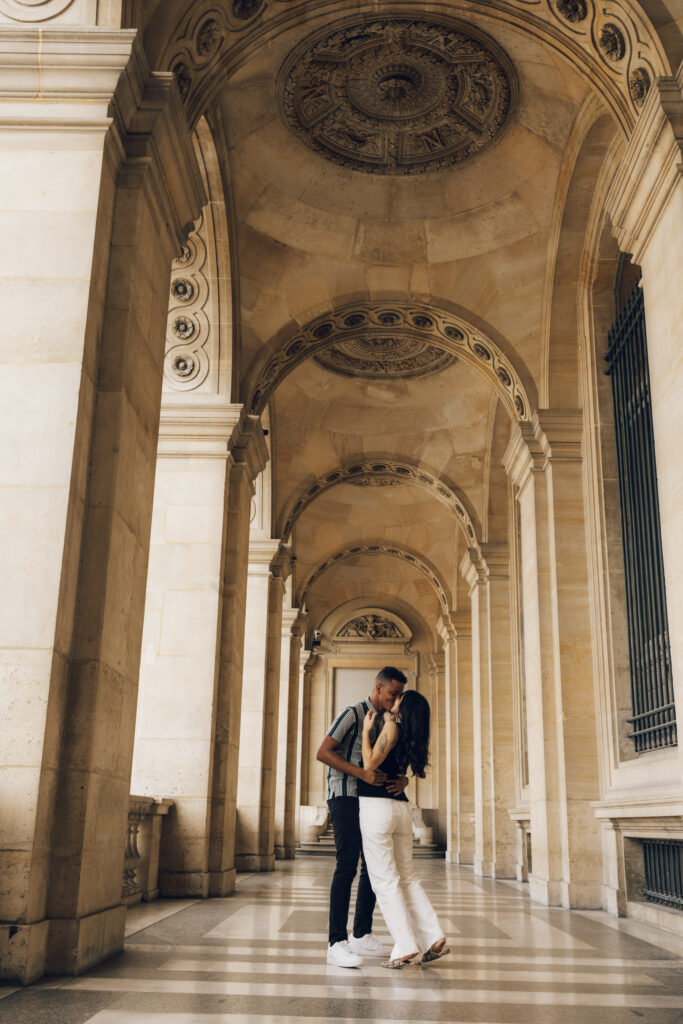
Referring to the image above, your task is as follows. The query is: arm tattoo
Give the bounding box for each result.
[378,734,388,754]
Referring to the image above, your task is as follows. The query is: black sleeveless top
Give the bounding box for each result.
[357,743,409,801]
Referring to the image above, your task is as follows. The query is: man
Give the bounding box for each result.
[317,666,409,967]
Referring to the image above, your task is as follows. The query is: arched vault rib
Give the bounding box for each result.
[246,301,532,423]
[280,456,480,545]
[299,542,452,615]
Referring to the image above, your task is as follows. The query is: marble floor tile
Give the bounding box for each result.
[2,858,683,1024]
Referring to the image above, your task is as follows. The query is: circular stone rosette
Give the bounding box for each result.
[314,334,456,381]
[279,16,516,175]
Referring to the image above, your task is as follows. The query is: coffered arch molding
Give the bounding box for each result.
[145,0,671,135]
[280,456,481,546]
[299,542,453,615]
[244,299,535,425]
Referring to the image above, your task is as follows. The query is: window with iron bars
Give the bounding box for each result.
[605,284,676,752]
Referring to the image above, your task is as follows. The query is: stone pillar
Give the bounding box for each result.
[460,546,516,879]
[606,66,683,766]
[427,652,447,846]
[207,416,268,893]
[130,404,245,897]
[0,32,204,984]
[444,612,475,865]
[504,411,602,906]
[236,543,291,871]
[299,654,316,807]
[275,611,306,859]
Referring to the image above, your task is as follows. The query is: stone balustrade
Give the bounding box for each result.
[122,797,173,906]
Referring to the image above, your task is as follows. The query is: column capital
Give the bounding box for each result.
[459,546,489,595]
[229,412,269,483]
[291,611,307,639]
[270,544,292,582]
[248,538,280,575]
[606,63,683,263]
[503,410,582,489]
[157,402,244,459]
[479,542,510,580]
[437,615,456,646]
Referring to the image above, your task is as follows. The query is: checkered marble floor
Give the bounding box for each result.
[3,858,683,1023]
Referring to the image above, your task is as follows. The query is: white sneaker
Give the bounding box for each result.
[326,940,363,968]
[348,933,388,957]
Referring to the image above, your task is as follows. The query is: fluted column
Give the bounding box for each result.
[0,33,205,984]
[606,66,683,769]
[504,411,602,906]
[275,612,306,859]
[236,543,291,871]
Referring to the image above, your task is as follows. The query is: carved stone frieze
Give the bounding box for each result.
[249,302,529,422]
[301,543,449,612]
[314,333,456,381]
[164,215,211,392]
[599,24,626,63]
[555,0,587,23]
[0,0,74,20]
[279,17,515,175]
[281,456,478,544]
[337,614,407,640]
[349,476,402,487]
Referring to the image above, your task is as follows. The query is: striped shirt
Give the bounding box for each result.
[326,697,380,799]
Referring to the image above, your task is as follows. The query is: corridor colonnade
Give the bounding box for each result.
[0,0,682,991]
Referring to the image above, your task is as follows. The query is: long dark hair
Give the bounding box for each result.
[393,690,430,778]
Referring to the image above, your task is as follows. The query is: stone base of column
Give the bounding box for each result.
[209,868,237,897]
[235,853,275,872]
[159,870,210,898]
[47,904,126,976]
[529,875,565,906]
[0,918,49,986]
[559,880,604,910]
[275,845,296,860]
[474,858,496,878]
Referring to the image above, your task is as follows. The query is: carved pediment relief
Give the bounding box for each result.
[336,612,409,641]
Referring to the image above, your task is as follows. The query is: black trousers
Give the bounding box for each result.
[327,795,376,945]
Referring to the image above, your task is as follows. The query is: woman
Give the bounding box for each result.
[358,689,450,968]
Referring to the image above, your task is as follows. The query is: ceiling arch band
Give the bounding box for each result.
[280,457,479,545]
[156,0,669,133]
[246,301,531,422]
[299,542,452,614]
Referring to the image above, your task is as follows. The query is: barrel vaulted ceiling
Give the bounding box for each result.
[141,0,681,642]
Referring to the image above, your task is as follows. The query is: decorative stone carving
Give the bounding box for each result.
[233,0,263,19]
[629,67,651,107]
[281,456,478,543]
[599,24,626,62]
[555,0,587,22]
[0,0,73,20]
[250,302,529,421]
[173,62,192,101]
[349,477,402,487]
[164,213,211,392]
[338,614,407,639]
[279,17,515,175]
[314,333,456,381]
[196,18,222,60]
[302,543,449,612]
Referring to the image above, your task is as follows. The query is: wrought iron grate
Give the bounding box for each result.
[606,285,676,751]
[641,839,683,910]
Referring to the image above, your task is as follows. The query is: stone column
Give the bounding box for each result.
[606,67,683,765]
[275,612,306,859]
[130,404,244,897]
[0,33,204,984]
[460,546,517,879]
[437,620,456,861]
[207,416,268,893]
[299,654,316,807]
[504,411,602,906]
[236,543,291,871]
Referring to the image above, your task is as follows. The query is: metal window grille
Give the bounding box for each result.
[606,285,676,751]
[641,839,683,910]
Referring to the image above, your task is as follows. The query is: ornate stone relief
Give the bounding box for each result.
[0,0,75,20]
[314,334,456,381]
[281,456,478,544]
[337,614,407,640]
[249,302,529,422]
[302,543,449,613]
[278,18,515,175]
[160,0,664,122]
[349,477,402,487]
[164,214,211,391]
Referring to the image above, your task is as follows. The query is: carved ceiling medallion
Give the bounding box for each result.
[279,17,515,175]
[314,333,456,380]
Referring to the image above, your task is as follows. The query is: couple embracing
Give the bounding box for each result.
[316,666,450,969]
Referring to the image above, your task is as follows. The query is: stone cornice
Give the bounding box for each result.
[606,62,683,263]
[503,410,583,488]
[228,412,269,482]
[459,547,489,595]
[270,543,292,582]
[248,538,280,573]
[157,401,244,458]
[0,27,137,130]
[479,542,510,580]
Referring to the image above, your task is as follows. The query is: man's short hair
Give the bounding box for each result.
[376,666,407,687]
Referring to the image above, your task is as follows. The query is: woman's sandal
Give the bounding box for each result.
[382,955,421,969]
[421,944,451,963]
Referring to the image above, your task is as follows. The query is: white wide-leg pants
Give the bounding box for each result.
[358,797,444,960]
